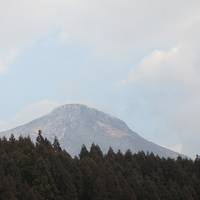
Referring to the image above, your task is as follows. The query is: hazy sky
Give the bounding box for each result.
[0,0,200,157]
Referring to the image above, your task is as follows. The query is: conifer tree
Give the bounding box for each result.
[53,136,62,152]
[79,144,89,159]
[36,130,45,145]
[9,134,15,143]
[0,134,200,200]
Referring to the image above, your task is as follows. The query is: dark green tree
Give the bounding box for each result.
[79,144,89,159]
[53,136,62,152]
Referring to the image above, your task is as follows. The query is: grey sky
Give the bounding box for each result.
[0,0,200,157]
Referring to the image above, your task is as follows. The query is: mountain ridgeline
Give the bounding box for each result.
[0,104,180,158]
[0,134,199,200]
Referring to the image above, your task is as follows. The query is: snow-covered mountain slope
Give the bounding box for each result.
[0,104,180,158]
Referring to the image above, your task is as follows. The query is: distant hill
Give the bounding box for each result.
[0,104,180,158]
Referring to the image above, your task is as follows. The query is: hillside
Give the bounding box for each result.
[0,104,180,158]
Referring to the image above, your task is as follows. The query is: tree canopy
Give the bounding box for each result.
[0,133,199,200]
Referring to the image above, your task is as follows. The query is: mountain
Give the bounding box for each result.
[0,104,180,158]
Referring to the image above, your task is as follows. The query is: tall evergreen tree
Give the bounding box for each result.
[36,130,45,145]
[53,136,62,152]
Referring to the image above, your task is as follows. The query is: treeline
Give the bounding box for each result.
[0,132,200,200]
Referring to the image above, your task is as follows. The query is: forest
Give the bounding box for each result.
[0,131,200,200]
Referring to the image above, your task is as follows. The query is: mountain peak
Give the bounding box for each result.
[0,104,181,158]
[51,104,125,126]
[52,103,101,114]
[55,103,89,110]
[52,103,89,113]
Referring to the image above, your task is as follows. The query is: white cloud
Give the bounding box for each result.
[0,0,200,67]
[0,48,19,73]
[0,100,60,131]
[124,45,200,87]
[123,47,180,83]
[0,100,101,132]
[56,0,200,55]
[167,143,183,154]
[0,63,6,73]
[121,20,200,156]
